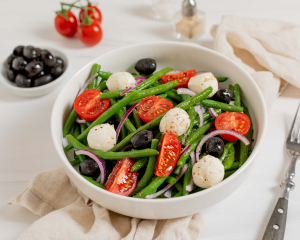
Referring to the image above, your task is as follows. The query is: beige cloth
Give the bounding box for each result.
[211,16,300,110]
[8,168,204,240]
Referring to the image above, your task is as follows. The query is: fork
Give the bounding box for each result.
[262,103,300,240]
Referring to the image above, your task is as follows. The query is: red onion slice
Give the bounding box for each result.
[145,164,188,199]
[196,71,208,75]
[195,130,250,162]
[164,186,173,198]
[120,144,133,152]
[76,117,86,124]
[190,151,196,166]
[116,103,138,139]
[229,101,235,105]
[166,70,181,75]
[75,150,106,185]
[135,76,148,81]
[77,73,98,97]
[208,108,218,118]
[176,88,196,97]
[194,106,204,127]
[120,79,143,96]
[180,144,191,156]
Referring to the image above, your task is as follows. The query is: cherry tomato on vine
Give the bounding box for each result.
[77,21,103,46]
[54,11,77,38]
[79,5,102,25]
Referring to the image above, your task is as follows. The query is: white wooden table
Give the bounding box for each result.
[1,0,300,239]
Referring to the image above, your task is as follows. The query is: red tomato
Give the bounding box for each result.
[105,158,138,196]
[74,89,110,121]
[79,5,102,25]
[215,112,251,141]
[136,96,173,123]
[161,69,196,89]
[77,21,103,46]
[155,133,181,177]
[54,11,77,38]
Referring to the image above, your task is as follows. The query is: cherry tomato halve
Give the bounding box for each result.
[74,89,110,121]
[161,69,196,89]
[136,96,173,123]
[105,158,138,196]
[215,112,251,141]
[77,21,103,47]
[155,133,181,177]
[79,5,102,25]
[55,11,78,38]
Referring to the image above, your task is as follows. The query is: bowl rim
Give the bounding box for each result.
[0,46,69,92]
[51,41,268,203]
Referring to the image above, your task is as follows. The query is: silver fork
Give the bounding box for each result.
[262,103,300,240]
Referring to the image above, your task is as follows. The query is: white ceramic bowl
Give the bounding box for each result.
[0,47,70,97]
[51,41,267,219]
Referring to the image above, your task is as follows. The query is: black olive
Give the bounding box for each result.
[131,130,153,149]
[34,74,53,87]
[13,45,24,56]
[41,51,56,67]
[6,68,16,82]
[135,58,156,75]
[79,159,100,178]
[50,64,64,79]
[15,74,32,88]
[35,48,42,58]
[214,88,234,103]
[6,54,16,66]
[24,61,44,78]
[12,57,27,71]
[23,45,38,59]
[55,56,64,68]
[205,137,224,158]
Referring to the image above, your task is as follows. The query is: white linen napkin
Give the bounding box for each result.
[210,16,300,110]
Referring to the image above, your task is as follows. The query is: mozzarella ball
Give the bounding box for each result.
[87,124,116,152]
[188,72,218,98]
[159,108,190,136]
[192,155,224,188]
[106,71,136,92]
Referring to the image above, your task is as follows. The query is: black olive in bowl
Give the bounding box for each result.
[205,137,224,158]
[13,45,24,56]
[12,57,27,71]
[23,45,38,59]
[131,130,153,149]
[6,54,16,66]
[34,74,53,87]
[25,61,44,78]
[6,68,16,82]
[135,58,156,75]
[79,159,100,178]
[41,51,56,67]
[15,74,32,88]
[50,64,64,79]
[214,88,234,103]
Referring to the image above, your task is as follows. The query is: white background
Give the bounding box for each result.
[1,0,300,239]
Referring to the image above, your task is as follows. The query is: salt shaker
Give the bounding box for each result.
[172,0,205,41]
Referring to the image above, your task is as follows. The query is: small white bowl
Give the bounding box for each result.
[0,47,70,97]
[51,41,267,219]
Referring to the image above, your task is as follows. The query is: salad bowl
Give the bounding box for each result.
[51,41,267,219]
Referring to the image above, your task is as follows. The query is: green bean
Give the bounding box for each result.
[157,93,168,99]
[131,73,138,78]
[191,187,204,194]
[134,175,168,198]
[200,99,243,112]
[223,145,235,170]
[233,84,241,107]
[64,91,139,151]
[193,109,221,127]
[89,64,101,89]
[98,71,112,80]
[184,121,214,147]
[82,176,104,189]
[177,136,203,166]
[73,123,86,162]
[174,166,183,175]
[154,132,162,140]
[219,141,236,162]
[100,80,178,100]
[131,157,148,172]
[86,121,92,127]
[132,109,142,128]
[131,139,159,195]
[120,126,126,141]
[166,97,177,106]
[182,159,193,196]
[174,182,183,192]
[110,87,213,152]
[178,106,195,144]
[229,84,234,92]
[226,161,239,171]
[224,169,237,179]
[96,80,107,91]
[66,134,159,160]
[110,98,136,133]
[63,109,78,138]
[180,94,191,102]
[166,176,177,185]
[216,77,228,82]
[70,159,80,166]
[166,90,182,102]
[173,191,183,197]
[73,123,80,137]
